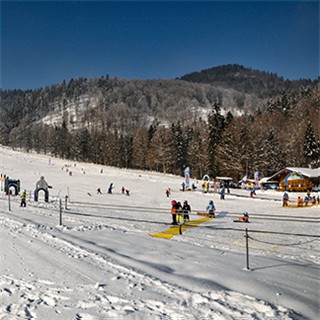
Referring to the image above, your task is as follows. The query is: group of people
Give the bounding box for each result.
[283,192,319,207]
[297,193,319,207]
[97,183,130,196]
[170,200,191,225]
[170,199,217,225]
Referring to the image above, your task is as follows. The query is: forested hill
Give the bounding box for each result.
[0,65,319,180]
[180,64,315,97]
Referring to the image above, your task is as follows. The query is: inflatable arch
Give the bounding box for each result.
[202,174,210,181]
[202,174,211,193]
[5,178,20,196]
[34,188,49,202]
[34,176,50,202]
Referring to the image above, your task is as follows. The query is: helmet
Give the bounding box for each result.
[171,200,176,205]
[243,211,249,216]
[209,200,213,204]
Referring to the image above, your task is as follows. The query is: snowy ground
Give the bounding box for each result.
[0,146,319,320]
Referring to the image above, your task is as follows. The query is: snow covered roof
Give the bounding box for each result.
[286,167,319,178]
[215,176,233,181]
[259,177,278,184]
[268,167,320,180]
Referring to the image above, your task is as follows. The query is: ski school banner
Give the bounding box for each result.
[185,167,190,190]
[254,171,259,189]
[241,174,247,189]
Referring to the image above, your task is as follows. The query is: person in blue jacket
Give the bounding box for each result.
[220,188,225,200]
[282,192,289,206]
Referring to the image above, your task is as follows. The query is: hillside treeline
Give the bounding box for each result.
[180,64,315,97]
[0,65,319,180]
[2,84,319,181]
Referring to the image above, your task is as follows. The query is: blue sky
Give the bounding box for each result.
[1,1,319,90]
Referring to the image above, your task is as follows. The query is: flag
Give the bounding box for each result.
[254,171,259,189]
[185,167,190,190]
[241,174,247,189]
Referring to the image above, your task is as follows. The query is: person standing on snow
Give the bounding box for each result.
[20,190,27,207]
[282,192,289,206]
[108,183,114,194]
[206,200,215,217]
[171,200,180,225]
[182,200,191,222]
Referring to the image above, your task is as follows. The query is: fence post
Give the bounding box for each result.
[59,198,62,226]
[65,195,68,210]
[8,192,11,211]
[245,228,250,270]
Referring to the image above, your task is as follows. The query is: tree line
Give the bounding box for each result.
[5,84,319,181]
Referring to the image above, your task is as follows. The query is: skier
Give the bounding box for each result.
[176,201,183,223]
[165,188,171,197]
[297,196,303,207]
[171,200,179,225]
[108,183,114,194]
[234,212,249,223]
[181,182,185,192]
[182,200,191,222]
[20,190,27,207]
[220,188,225,200]
[282,192,289,206]
[97,188,102,194]
[206,200,215,217]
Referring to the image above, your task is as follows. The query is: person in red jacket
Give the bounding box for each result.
[171,200,180,225]
[234,212,249,223]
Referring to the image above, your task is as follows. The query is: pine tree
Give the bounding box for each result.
[132,127,149,169]
[171,121,186,175]
[216,118,246,180]
[187,120,209,179]
[147,126,175,173]
[69,128,90,162]
[207,103,225,176]
[304,122,319,167]
[51,121,70,159]
[257,129,284,177]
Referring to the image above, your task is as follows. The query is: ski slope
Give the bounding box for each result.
[0,146,319,319]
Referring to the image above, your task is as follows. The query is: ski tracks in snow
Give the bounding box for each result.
[1,214,294,319]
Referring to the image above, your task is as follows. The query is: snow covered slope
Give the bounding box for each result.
[1,146,319,319]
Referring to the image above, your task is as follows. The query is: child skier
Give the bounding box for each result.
[182,200,191,222]
[297,197,304,207]
[234,212,249,223]
[206,200,215,217]
[171,200,179,225]
[220,188,225,200]
[282,192,289,206]
[20,190,27,207]
[108,183,114,194]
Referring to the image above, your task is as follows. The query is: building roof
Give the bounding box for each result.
[268,167,320,181]
[215,176,233,181]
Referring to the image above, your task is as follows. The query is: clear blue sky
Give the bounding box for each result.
[1,1,319,90]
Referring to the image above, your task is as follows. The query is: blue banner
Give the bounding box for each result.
[185,167,190,189]
[241,174,247,189]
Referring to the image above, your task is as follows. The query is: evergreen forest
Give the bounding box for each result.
[1,64,319,181]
